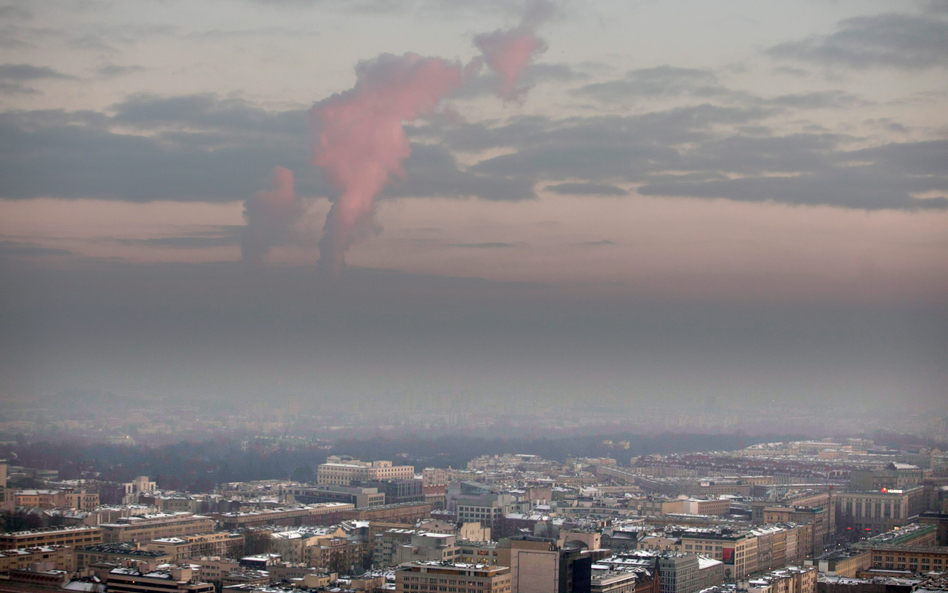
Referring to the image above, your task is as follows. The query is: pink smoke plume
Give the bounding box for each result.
[241,166,303,265]
[473,0,552,101]
[310,53,464,273]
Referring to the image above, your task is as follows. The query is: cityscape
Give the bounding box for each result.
[1,0,947,592]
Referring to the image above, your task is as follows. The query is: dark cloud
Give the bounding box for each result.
[573,65,730,103]
[96,64,147,77]
[929,0,948,13]
[573,239,614,246]
[0,63,74,94]
[421,104,946,210]
[767,13,948,69]
[0,4,31,19]
[448,242,522,248]
[0,106,311,202]
[764,90,859,109]
[452,62,586,100]
[544,182,627,195]
[386,143,536,201]
[0,95,535,204]
[2,89,943,211]
[0,240,72,257]
[108,226,242,249]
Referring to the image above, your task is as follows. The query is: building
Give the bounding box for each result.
[7,562,70,589]
[145,532,245,561]
[835,487,927,537]
[392,532,458,565]
[591,566,638,593]
[367,479,425,505]
[214,504,353,530]
[284,484,385,508]
[863,545,948,573]
[657,555,700,593]
[338,501,432,524]
[100,513,216,543]
[0,546,76,574]
[698,557,725,590]
[743,565,817,593]
[497,536,603,593]
[76,542,174,570]
[124,477,157,504]
[316,459,415,486]
[455,492,516,533]
[850,465,924,493]
[682,499,732,516]
[106,565,215,593]
[0,526,103,550]
[680,531,758,579]
[14,489,100,510]
[395,562,512,593]
[816,550,872,578]
[457,540,500,566]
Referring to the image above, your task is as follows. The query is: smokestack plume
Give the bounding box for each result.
[473,0,553,101]
[241,166,302,266]
[310,53,464,274]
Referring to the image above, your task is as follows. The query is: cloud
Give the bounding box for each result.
[448,242,522,248]
[544,182,626,195]
[97,64,147,77]
[0,5,31,20]
[108,226,241,249]
[573,240,614,246]
[573,65,729,103]
[767,13,948,69]
[420,103,947,210]
[0,63,74,94]
[0,240,72,257]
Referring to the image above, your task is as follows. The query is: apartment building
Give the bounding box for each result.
[657,555,700,593]
[680,531,758,579]
[392,532,458,565]
[0,546,75,574]
[0,526,102,550]
[100,513,216,543]
[743,565,817,593]
[214,503,353,529]
[395,562,512,593]
[106,565,215,593]
[76,542,173,570]
[682,498,731,516]
[457,540,500,565]
[15,489,100,510]
[145,532,245,561]
[866,545,948,573]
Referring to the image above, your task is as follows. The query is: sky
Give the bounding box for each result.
[0,0,946,416]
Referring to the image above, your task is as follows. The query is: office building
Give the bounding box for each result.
[317,458,414,486]
[0,526,102,550]
[395,562,512,593]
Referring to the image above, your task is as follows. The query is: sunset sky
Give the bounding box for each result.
[1,0,946,410]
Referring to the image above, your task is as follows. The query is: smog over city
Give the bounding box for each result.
[0,0,946,589]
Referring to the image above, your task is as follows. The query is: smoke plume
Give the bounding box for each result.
[473,0,552,101]
[241,166,303,266]
[310,53,464,273]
